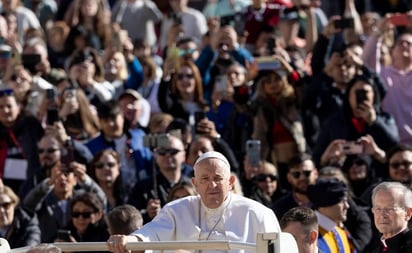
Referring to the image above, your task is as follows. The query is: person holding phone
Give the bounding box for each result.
[362,16,412,145]
[58,192,109,248]
[313,74,399,169]
[250,60,308,189]
[23,155,106,243]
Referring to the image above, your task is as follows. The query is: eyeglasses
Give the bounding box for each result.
[256,174,278,182]
[371,206,405,215]
[157,148,181,156]
[290,170,312,179]
[38,148,59,154]
[177,73,194,80]
[0,202,13,209]
[72,211,93,219]
[389,161,412,169]
[95,162,116,169]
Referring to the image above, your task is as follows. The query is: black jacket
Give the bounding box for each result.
[5,206,41,248]
[370,229,412,253]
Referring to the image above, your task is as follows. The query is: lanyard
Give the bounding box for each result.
[8,129,26,159]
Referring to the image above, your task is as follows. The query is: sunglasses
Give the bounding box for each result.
[95,162,116,169]
[72,211,93,219]
[178,48,196,56]
[389,161,412,169]
[38,148,59,154]
[256,174,278,182]
[0,202,13,209]
[290,170,312,179]
[0,88,13,97]
[157,148,181,156]
[177,73,194,80]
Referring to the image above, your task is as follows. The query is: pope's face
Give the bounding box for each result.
[192,158,234,209]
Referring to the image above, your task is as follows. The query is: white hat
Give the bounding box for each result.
[194,151,230,169]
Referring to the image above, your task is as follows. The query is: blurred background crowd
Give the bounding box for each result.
[0,0,411,252]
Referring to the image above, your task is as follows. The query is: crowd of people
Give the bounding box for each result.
[0,0,411,252]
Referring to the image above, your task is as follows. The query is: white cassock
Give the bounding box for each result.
[132,192,281,253]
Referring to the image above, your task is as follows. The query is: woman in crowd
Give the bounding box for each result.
[6,64,42,117]
[57,85,100,142]
[137,56,161,114]
[246,161,286,208]
[0,183,40,248]
[89,150,127,210]
[251,58,307,187]
[158,60,209,122]
[64,0,111,50]
[68,48,114,107]
[103,50,129,99]
[61,192,109,245]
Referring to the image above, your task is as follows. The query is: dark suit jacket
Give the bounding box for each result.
[370,229,412,253]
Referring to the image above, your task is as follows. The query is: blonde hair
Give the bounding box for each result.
[0,185,19,207]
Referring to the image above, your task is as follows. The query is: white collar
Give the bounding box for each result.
[316,210,338,231]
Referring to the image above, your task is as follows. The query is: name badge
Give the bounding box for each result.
[4,158,28,180]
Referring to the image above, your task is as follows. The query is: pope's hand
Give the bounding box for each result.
[107,235,138,253]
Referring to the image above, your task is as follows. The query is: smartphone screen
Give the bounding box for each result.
[57,229,71,241]
[246,140,261,167]
[389,14,412,26]
[61,141,74,172]
[355,89,367,105]
[334,18,355,29]
[46,108,60,126]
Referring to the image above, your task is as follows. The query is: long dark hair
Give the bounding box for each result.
[89,150,126,207]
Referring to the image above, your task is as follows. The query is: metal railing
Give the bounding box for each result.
[8,232,299,253]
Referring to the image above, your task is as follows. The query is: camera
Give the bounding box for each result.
[64,89,76,103]
[46,88,57,100]
[143,134,170,150]
[355,89,367,106]
[334,18,355,29]
[172,13,183,25]
[56,229,71,241]
[342,142,363,155]
[389,14,412,26]
[21,54,41,74]
[266,38,276,55]
[246,140,261,167]
[233,84,251,105]
[46,108,60,126]
[60,143,74,172]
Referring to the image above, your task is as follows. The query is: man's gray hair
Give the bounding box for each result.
[372,181,412,208]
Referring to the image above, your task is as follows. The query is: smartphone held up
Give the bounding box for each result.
[246,140,261,167]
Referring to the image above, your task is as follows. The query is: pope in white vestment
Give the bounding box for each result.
[107,151,281,253]
[134,192,280,252]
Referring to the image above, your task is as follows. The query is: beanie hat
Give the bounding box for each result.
[307,178,348,208]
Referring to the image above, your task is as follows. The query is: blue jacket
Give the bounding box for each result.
[85,129,152,181]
